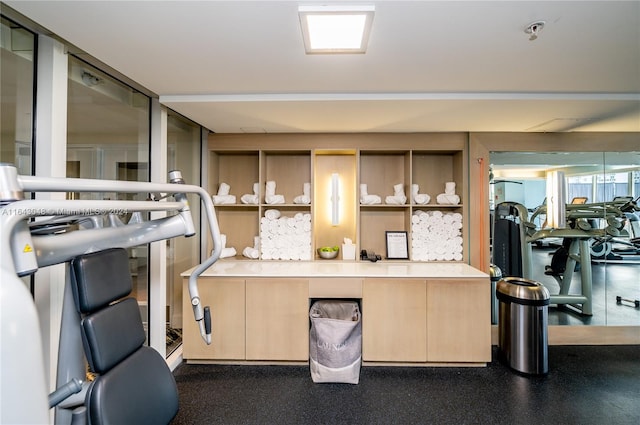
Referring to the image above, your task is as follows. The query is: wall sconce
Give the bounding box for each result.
[546,170,566,229]
[331,173,340,226]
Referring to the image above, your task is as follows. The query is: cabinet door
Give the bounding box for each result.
[426,279,491,362]
[182,277,246,360]
[362,278,427,362]
[245,278,309,360]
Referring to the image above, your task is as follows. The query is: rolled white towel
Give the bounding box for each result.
[393,183,405,196]
[385,195,407,205]
[212,194,236,204]
[241,182,259,204]
[265,181,285,204]
[361,194,382,205]
[220,247,237,258]
[293,182,311,204]
[293,194,310,204]
[217,182,231,196]
[414,193,431,204]
[436,193,460,205]
[265,180,276,195]
[265,194,285,204]
[412,184,431,204]
[240,193,258,204]
[386,183,407,204]
[445,182,456,196]
[264,209,281,220]
[242,246,259,259]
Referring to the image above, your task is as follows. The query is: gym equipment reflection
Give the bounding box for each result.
[493,197,640,316]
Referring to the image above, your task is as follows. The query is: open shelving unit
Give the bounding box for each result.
[207,133,468,262]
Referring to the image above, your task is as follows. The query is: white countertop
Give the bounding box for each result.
[182,260,488,279]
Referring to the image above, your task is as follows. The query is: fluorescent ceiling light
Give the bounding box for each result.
[299,5,374,54]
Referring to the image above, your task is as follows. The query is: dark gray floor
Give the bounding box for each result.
[171,345,640,425]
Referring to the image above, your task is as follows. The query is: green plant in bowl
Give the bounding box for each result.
[317,245,340,259]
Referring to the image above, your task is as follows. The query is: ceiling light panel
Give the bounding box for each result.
[299,5,374,54]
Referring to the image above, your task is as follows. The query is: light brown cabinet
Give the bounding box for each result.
[361,277,491,364]
[181,277,245,360]
[245,278,309,361]
[362,278,427,362]
[182,263,490,365]
[426,279,492,362]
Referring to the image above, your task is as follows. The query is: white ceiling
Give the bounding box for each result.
[6,0,640,133]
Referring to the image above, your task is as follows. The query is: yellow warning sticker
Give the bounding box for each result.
[23,244,33,253]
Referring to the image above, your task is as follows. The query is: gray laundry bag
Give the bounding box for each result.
[309,300,362,384]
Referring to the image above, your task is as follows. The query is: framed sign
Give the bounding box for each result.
[385,231,409,259]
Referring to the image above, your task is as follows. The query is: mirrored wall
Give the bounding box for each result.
[490,151,640,326]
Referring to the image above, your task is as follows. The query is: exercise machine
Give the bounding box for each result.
[1,163,222,424]
[589,197,640,263]
[493,197,638,316]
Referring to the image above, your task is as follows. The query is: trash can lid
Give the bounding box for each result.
[496,277,550,306]
[489,264,502,280]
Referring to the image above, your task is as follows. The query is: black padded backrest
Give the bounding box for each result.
[86,347,179,425]
[81,297,146,373]
[70,248,132,313]
[70,248,179,424]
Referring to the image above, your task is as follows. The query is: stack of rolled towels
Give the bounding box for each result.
[411,184,431,205]
[260,209,312,260]
[411,210,463,261]
[242,236,260,259]
[293,182,311,204]
[385,183,407,205]
[360,183,381,205]
[436,182,460,205]
[265,180,285,204]
[240,182,260,205]
[218,234,237,259]
[212,182,236,205]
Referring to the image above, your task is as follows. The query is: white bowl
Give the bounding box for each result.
[317,248,339,259]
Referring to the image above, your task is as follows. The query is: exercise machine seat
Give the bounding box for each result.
[70,248,178,425]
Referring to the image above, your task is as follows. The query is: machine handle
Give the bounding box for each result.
[204,306,211,335]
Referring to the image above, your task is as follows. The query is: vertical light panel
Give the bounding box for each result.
[546,170,566,229]
[331,173,340,226]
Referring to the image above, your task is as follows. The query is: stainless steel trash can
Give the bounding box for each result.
[489,264,502,325]
[496,277,550,375]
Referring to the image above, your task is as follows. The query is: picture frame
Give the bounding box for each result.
[385,231,409,259]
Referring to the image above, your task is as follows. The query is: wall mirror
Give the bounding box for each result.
[489,151,640,327]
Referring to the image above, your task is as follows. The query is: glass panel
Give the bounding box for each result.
[166,112,201,355]
[490,151,640,327]
[0,16,34,175]
[66,56,151,341]
[603,152,640,326]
